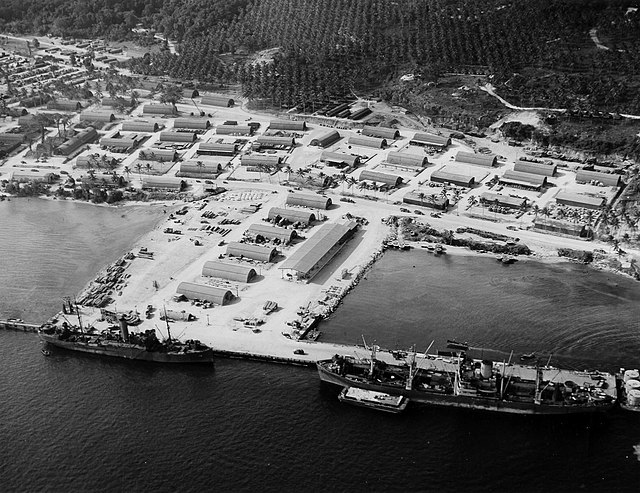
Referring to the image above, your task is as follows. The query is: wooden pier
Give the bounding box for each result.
[0,319,41,333]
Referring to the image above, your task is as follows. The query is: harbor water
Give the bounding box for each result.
[1,199,640,492]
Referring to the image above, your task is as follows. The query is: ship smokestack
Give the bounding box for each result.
[119,316,129,342]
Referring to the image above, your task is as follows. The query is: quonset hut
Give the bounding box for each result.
[143,104,177,116]
[177,161,222,178]
[268,207,315,226]
[362,126,400,140]
[310,130,341,147]
[159,131,197,143]
[514,161,557,176]
[255,136,295,149]
[455,151,497,167]
[348,135,386,148]
[202,261,257,282]
[216,124,252,136]
[480,192,527,209]
[246,224,297,244]
[226,242,277,262]
[285,193,332,209]
[173,118,211,131]
[197,142,238,156]
[320,151,360,168]
[55,127,98,156]
[47,100,82,112]
[176,282,234,305]
[386,151,428,168]
[499,170,547,190]
[269,120,307,131]
[240,154,282,167]
[200,95,235,107]
[279,221,358,282]
[80,111,115,123]
[410,133,451,149]
[575,169,622,187]
[141,176,185,190]
[359,169,403,187]
[139,148,177,162]
[430,169,475,187]
[555,191,605,210]
[122,121,159,132]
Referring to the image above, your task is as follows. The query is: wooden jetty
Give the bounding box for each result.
[0,319,41,333]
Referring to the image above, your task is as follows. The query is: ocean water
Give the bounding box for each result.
[2,199,640,492]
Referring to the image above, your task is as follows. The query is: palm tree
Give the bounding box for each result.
[347,176,357,193]
[417,191,426,207]
[87,169,96,182]
[145,163,153,175]
[123,166,131,181]
[357,181,368,196]
[135,163,143,181]
[284,166,293,182]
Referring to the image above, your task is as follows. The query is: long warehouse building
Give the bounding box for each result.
[226,242,277,262]
[279,221,358,282]
[285,193,332,210]
[268,207,316,226]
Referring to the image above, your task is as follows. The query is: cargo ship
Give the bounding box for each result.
[317,345,617,415]
[617,368,640,412]
[39,317,214,364]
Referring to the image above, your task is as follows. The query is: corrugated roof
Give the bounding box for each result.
[362,126,400,140]
[500,170,547,188]
[320,151,359,166]
[575,169,621,187]
[226,242,277,262]
[279,222,356,274]
[411,133,450,147]
[359,170,402,186]
[247,224,295,242]
[268,207,315,224]
[386,151,428,167]
[455,151,497,167]
[480,192,527,208]
[348,135,386,148]
[310,130,341,147]
[431,169,475,187]
[202,261,256,282]
[269,120,307,131]
[176,282,233,305]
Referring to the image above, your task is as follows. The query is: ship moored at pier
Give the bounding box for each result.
[318,345,617,415]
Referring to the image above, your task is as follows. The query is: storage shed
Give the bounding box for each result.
[410,133,451,148]
[200,95,235,107]
[246,224,297,244]
[286,193,332,210]
[555,191,605,210]
[197,142,238,156]
[362,126,400,140]
[310,130,341,147]
[350,107,372,120]
[173,118,211,130]
[202,261,257,283]
[122,121,159,133]
[499,170,547,190]
[320,151,360,168]
[176,282,233,305]
[80,111,115,123]
[143,104,177,116]
[160,131,197,143]
[102,97,134,108]
[226,242,277,262]
[514,161,557,177]
[268,207,315,225]
[575,169,622,187]
[269,120,307,131]
[348,135,386,148]
[216,124,252,136]
[533,218,591,238]
[359,170,403,187]
[10,170,57,183]
[430,169,475,187]
[455,151,497,167]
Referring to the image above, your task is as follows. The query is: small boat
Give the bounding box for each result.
[434,244,445,254]
[520,352,536,361]
[41,348,52,356]
[446,339,469,351]
[338,387,409,414]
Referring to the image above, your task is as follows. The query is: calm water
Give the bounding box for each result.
[1,200,640,492]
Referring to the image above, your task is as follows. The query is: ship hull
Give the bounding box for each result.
[318,362,614,415]
[40,333,214,364]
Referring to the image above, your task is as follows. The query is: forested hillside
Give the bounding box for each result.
[3,0,640,114]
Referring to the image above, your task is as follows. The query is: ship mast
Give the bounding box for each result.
[163,305,172,343]
[74,298,83,333]
[405,345,417,390]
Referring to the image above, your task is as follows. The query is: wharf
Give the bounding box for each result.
[0,319,41,333]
